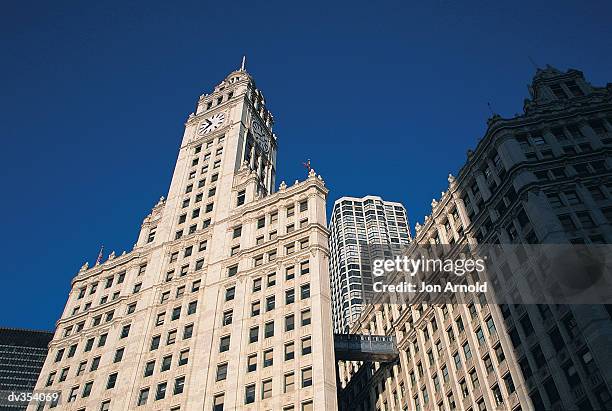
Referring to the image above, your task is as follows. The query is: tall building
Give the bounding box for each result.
[30,62,337,411]
[329,196,411,333]
[338,66,612,411]
[0,328,53,411]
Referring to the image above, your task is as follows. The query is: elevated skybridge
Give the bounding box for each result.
[334,334,399,362]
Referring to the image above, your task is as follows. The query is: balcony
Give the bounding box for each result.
[334,334,399,362]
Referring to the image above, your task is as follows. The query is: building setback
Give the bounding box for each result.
[30,63,337,410]
[329,196,411,333]
[338,66,612,411]
[0,328,53,411]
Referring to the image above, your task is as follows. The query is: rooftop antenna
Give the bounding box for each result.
[528,55,539,70]
[240,55,246,71]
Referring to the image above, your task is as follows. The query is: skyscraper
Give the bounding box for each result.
[0,328,53,411]
[338,66,612,411]
[30,62,337,411]
[329,196,411,333]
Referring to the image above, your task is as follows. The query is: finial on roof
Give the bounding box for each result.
[240,56,246,71]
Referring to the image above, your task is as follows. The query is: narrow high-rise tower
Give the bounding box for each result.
[30,63,337,411]
[329,195,411,333]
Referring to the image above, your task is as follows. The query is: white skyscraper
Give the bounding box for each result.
[328,196,411,333]
[30,62,338,411]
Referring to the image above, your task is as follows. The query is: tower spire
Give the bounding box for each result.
[240,55,246,71]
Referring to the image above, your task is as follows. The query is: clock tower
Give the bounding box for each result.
[31,61,337,411]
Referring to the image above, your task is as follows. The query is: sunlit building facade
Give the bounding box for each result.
[30,64,337,411]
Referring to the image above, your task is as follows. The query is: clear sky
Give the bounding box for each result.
[1,0,611,330]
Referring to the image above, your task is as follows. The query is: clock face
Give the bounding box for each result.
[198,112,225,135]
[252,121,269,153]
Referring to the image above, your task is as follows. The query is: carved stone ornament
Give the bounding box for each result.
[80,262,89,271]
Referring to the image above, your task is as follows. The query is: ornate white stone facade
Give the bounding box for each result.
[30,65,337,411]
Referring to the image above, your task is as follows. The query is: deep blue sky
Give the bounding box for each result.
[1,0,611,330]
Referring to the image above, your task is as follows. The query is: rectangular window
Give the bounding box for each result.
[257,216,266,229]
[266,295,275,311]
[90,357,100,371]
[160,355,172,372]
[286,265,295,280]
[219,335,230,352]
[167,330,177,345]
[188,301,198,314]
[300,283,311,299]
[183,324,193,339]
[301,309,311,326]
[247,354,257,372]
[245,384,256,404]
[302,336,312,355]
[225,286,235,301]
[176,285,185,297]
[253,277,262,292]
[172,306,182,321]
[262,378,272,399]
[137,388,149,406]
[216,363,228,381]
[178,348,189,366]
[251,301,261,316]
[106,372,117,389]
[144,360,155,377]
[237,190,246,206]
[285,288,295,304]
[285,342,295,361]
[286,314,295,331]
[214,393,224,410]
[264,321,274,338]
[76,361,86,376]
[120,324,131,338]
[114,348,124,363]
[249,326,259,343]
[223,310,233,326]
[68,386,79,402]
[300,260,310,275]
[263,349,274,367]
[284,372,295,393]
[301,367,313,387]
